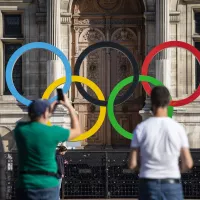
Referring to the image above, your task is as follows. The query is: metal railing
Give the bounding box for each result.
[4,150,200,199]
[0,137,6,200]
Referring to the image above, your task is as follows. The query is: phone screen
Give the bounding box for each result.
[57,89,64,101]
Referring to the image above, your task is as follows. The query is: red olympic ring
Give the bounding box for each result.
[141,41,200,107]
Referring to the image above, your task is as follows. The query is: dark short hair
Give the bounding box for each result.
[151,86,170,108]
[57,146,67,152]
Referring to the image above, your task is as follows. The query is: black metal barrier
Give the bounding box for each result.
[4,150,200,199]
[0,137,6,200]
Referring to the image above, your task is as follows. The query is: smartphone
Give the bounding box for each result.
[57,88,64,101]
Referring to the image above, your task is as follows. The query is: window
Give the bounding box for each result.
[194,12,200,88]
[195,12,200,34]
[3,14,23,95]
[4,15,22,37]
[195,43,200,89]
[4,44,22,95]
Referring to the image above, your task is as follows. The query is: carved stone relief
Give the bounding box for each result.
[74,19,90,25]
[117,53,131,95]
[87,50,100,98]
[79,28,105,43]
[73,18,144,26]
[111,28,137,42]
[72,0,143,15]
[96,0,123,12]
[97,0,120,10]
[73,0,99,14]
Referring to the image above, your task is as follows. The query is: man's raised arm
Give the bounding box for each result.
[60,95,81,140]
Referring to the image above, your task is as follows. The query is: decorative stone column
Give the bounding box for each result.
[139,12,156,120]
[155,0,171,89]
[61,12,73,101]
[46,0,71,137]
[140,1,171,121]
[47,0,62,96]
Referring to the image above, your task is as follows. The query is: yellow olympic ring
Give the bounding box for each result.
[42,76,106,142]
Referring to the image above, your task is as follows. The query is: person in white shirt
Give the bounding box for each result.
[129,86,193,200]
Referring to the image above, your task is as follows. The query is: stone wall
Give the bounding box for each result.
[169,0,200,148]
[142,0,200,149]
[0,0,71,152]
[1,0,200,150]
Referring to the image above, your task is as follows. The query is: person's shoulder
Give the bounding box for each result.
[15,121,29,129]
[136,117,169,130]
[51,125,70,133]
[134,119,149,132]
[14,122,30,138]
[166,117,184,127]
[56,152,60,157]
[165,118,186,133]
[52,125,68,130]
[137,117,155,128]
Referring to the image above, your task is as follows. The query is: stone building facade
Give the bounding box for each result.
[0,0,200,151]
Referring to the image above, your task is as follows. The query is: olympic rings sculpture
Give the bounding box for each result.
[5,41,200,141]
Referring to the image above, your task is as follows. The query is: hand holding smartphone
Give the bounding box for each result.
[56,89,72,108]
[57,88,64,101]
[50,89,64,113]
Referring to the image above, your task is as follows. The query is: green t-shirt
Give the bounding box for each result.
[14,122,70,189]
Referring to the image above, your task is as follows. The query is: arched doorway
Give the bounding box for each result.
[71,0,145,149]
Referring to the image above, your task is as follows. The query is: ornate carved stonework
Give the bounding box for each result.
[74,0,80,14]
[170,11,180,23]
[110,18,144,25]
[74,19,89,25]
[74,0,98,14]
[87,50,100,98]
[79,28,105,42]
[74,18,105,26]
[61,12,71,24]
[97,0,122,10]
[73,18,144,26]
[115,51,132,96]
[84,30,100,41]
[111,28,137,41]
[73,0,141,15]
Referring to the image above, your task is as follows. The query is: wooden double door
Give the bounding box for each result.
[71,0,145,148]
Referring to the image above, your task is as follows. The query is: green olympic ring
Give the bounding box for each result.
[107,75,174,140]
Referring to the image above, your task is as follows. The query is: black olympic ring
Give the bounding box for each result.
[74,41,139,106]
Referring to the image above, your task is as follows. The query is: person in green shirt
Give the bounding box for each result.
[14,95,81,200]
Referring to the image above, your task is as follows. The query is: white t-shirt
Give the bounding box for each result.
[131,117,189,179]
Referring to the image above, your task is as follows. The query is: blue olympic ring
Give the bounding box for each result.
[5,42,72,106]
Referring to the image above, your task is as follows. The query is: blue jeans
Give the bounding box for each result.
[139,179,184,200]
[58,179,62,200]
[16,186,59,200]
[58,178,62,191]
